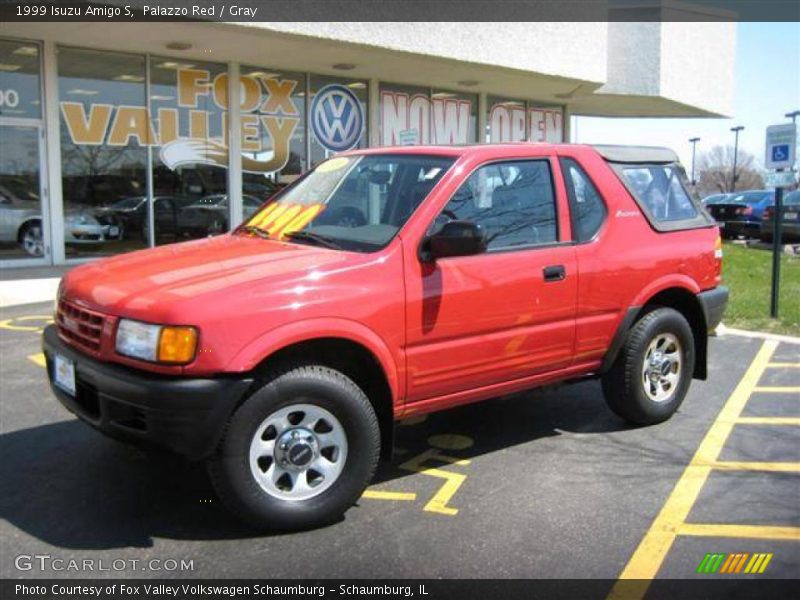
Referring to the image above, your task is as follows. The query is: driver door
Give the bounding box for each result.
[403,158,577,403]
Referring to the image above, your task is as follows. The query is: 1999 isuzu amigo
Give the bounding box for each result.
[44,144,728,529]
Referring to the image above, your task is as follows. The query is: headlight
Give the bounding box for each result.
[115,319,197,364]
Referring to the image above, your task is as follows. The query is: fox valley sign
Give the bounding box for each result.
[60,68,301,174]
[59,68,565,175]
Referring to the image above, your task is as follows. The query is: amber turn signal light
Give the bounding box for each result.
[157,326,198,364]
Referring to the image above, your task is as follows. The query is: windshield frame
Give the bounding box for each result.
[233,152,457,253]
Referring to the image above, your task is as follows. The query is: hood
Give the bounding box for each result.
[63,234,358,321]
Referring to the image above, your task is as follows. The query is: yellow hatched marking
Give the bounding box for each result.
[753,386,800,393]
[608,340,777,599]
[767,363,800,368]
[708,460,800,473]
[400,448,471,516]
[361,490,417,501]
[736,417,800,426]
[679,523,800,541]
[27,353,46,368]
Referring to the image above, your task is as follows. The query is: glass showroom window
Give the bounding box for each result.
[486,97,564,143]
[379,82,432,146]
[58,47,147,258]
[487,96,527,143]
[239,65,306,222]
[309,74,368,168]
[430,89,477,144]
[379,84,477,146]
[149,57,228,242]
[0,39,45,260]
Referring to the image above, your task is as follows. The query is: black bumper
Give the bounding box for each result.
[719,220,759,237]
[43,325,253,460]
[698,286,729,332]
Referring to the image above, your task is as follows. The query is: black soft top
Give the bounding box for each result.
[593,145,679,165]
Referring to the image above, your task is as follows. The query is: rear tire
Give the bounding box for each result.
[208,364,380,530]
[602,308,695,425]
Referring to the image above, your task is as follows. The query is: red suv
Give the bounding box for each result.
[44,144,728,529]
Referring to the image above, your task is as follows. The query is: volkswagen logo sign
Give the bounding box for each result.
[310,84,364,153]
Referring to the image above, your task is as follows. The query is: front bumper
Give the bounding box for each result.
[43,325,253,460]
[698,286,729,332]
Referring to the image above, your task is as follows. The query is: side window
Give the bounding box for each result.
[621,165,697,222]
[560,158,607,242]
[437,160,557,251]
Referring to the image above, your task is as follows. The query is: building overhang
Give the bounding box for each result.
[9,19,733,118]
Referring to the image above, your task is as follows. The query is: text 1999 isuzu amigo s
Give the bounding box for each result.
[44,144,728,529]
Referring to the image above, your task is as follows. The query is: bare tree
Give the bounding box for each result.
[695,145,764,197]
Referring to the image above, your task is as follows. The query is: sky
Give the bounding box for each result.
[573,22,800,173]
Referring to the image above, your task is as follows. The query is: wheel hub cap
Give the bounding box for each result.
[276,428,319,469]
[248,404,348,501]
[641,333,683,403]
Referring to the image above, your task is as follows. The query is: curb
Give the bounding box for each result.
[0,277,60,309]
[717,323,800,346]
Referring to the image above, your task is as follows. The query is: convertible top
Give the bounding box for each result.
[593,145,679,165]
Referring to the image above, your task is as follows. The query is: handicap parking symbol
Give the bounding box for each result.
[772,144,789,162]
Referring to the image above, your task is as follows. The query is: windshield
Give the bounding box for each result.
[237,154,455,252]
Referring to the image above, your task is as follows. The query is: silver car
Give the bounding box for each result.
[0,182,121,257]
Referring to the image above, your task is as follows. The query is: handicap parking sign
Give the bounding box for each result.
[765,124,796,169]
[772,144,790,163]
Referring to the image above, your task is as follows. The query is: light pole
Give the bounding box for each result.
[786,110,800,124]
[730,125,744,192]
[689,137,700,186]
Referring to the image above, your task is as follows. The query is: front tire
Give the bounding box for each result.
[602,308,695,425]
[19,221,44,257]
[208,365,380,530]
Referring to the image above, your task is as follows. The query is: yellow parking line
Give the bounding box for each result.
[753,386,800,393]
[608,340,777,598]
[736,416,800,426]
[679,523,800,541]
[767,363,800,368]
[710,460,800,473]
[27,353,46,368]
[361,490,417,501]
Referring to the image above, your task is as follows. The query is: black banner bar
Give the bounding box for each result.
[1,0,800,22]
[3,579,799,600]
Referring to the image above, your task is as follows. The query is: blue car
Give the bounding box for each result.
[704,189,776,239]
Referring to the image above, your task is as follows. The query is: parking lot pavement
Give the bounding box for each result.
[1,301,798,582]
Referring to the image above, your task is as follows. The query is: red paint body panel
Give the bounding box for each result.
[59,143,722,416]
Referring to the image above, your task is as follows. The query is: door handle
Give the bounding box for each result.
[542,265,566,282]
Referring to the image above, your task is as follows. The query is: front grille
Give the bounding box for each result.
[57,300,106,355]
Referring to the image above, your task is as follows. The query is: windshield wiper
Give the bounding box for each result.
[238,225,272,240]
[284,230,344,250]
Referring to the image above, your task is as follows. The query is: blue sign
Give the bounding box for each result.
[310,84,364,152]
[772,144,790,163]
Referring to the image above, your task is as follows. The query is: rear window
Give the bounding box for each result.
[728,191,773,205]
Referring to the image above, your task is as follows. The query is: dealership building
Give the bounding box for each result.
[0,16,735,267]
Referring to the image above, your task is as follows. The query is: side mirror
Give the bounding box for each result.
[422,220,487,262]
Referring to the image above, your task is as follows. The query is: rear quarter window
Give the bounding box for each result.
[611,163,714,232]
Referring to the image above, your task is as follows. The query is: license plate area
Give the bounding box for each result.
[54,353,76,397]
